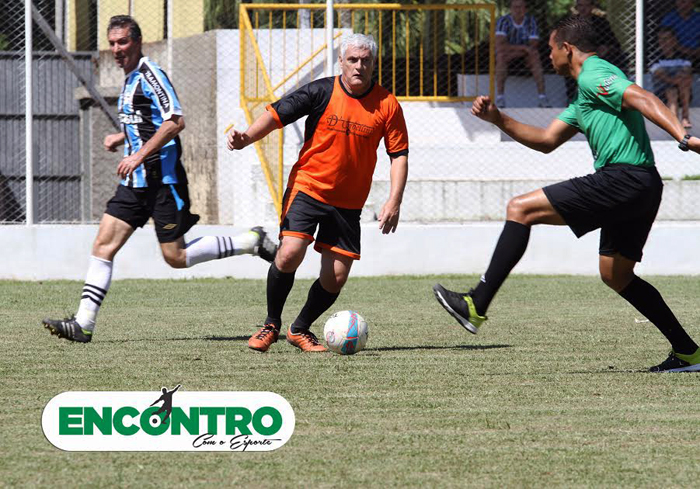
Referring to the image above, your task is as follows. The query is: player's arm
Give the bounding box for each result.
[621,84,700,150]
[116,115,185,178]
[226,111,278,151]
[471,95,578,153]
[379,154,408,234]
[104,132,125,152]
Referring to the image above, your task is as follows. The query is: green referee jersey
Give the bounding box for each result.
[557,55,655,170]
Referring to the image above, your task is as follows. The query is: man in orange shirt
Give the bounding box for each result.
[227,33,409,352]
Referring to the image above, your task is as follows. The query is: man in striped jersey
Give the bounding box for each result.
[42,16,276,343]
[495,0,550,108]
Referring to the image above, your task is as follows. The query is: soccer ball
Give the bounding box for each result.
[323,311,368,355]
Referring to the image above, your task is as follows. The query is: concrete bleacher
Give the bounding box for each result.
[252,71,700,224]
[458,73,700,110]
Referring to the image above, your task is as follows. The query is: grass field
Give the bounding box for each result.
[2,275,700,487]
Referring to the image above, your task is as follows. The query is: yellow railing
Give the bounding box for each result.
[240,3,496,216]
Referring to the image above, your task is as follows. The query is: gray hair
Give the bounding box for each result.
[340,33,377,60]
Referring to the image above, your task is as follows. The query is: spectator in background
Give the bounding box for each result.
[565,0,627,102]
[661,0,700,64]
[651,27,693,128]
[572,0,626,68]
[495,0,551,108]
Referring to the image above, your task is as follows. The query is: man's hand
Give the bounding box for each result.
[227,128,250,151]
[116,153,144,179]
[378,199,400,234]
[471,96,501,124]
[103,133,124,152]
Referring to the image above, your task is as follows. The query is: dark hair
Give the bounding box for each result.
[553,16,598,53]
[107,15,142,42]
[657,26,677,38]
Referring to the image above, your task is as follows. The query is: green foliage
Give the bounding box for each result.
[3,275,700,486]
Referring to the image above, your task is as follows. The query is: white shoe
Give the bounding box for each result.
[538,95,552,108]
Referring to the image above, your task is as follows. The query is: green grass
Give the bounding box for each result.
[2,275,700,488]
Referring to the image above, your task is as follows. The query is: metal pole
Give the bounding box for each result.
[635,0,644,88]
[55,0,64,41]
[25,0,34,226]
[167,0,173,74]
[325,0,334,77]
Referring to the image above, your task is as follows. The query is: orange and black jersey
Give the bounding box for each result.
[266,76,409,210]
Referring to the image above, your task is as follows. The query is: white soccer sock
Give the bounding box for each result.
[75,256,113,331]
[185,232,259,267]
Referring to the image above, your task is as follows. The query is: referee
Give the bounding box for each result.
[434,16,700,372]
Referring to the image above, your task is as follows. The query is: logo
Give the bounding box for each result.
[596,75,617,97]
[42,387,295,451]
[143,68,171,113]
[162,223,177,230]
[325,114,374,137]
[119,110,143,124]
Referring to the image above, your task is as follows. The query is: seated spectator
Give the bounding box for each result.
[661,0,700,64]
[565,0,628,102]
[495,0,550,108]
[572,0,626,69]
[651,27,693,128]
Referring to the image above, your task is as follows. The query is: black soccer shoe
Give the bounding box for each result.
[251,226,277,263]
[42,316,92,343]
[432,284,486,334]
[649,350,700,372]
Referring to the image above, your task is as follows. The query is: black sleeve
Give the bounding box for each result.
[270,77,335,127]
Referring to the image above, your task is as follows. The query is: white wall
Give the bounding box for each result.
[3,223,700,281]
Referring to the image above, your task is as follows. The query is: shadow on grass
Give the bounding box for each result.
[366,344,511,352]
[99,335,254,343]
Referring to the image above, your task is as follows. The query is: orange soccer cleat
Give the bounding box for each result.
[248,324,280,352]
[286,327,327,352]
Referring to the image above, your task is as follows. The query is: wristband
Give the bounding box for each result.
[679,134,691,152]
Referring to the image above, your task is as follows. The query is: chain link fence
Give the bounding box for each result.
[2,1,700,226]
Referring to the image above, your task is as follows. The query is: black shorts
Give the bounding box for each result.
[280,189,362,260]
[104,184,200,243]
[543,164,662,262]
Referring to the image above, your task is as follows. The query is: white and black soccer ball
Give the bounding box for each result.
[323,310,368,355]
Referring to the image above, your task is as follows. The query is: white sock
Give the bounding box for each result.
[75,256,113,331]
[185,232,259,267]
[538,93,548,98]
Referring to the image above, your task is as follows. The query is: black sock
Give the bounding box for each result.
[471,220,530,315]
[619,276,698,355]
[291,279,340,333]
[265,263,295,330]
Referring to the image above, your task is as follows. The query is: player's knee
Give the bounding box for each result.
[506,197,530,224]
[163,250,186,269]
[599,269,634,292]
[275,246,304,272]
[92,239,118,261]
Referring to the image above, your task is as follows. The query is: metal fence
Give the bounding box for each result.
[3,1,700,227]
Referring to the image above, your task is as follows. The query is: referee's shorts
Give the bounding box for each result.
[543,163,662,262]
